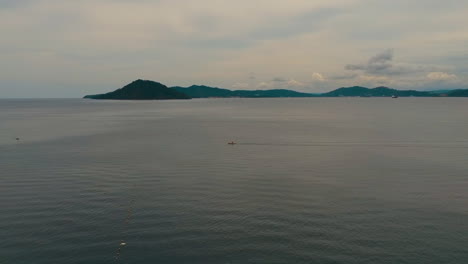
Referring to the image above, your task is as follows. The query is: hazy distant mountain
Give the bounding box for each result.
[84,80,191,100]
[173,85,318,98]
[321,86,434,97]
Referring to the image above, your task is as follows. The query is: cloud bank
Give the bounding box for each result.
[0,0,467,97]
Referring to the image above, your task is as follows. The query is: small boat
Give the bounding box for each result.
[228,141,236,145]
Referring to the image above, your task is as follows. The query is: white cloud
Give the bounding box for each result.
[312,72,326,82]
[256,82,272,89]
[287,79,305,87]
[427,72,457,81]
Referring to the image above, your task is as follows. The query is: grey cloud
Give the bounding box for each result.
[369,49,393,64]
[251,8,342,40]
[345,49,448,76]
[1,0,468,97]
[183,7,342,50]
[329,73,358,80]
[345,49,394,74]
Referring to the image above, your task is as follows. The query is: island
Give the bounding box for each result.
[84,79,468,99]
[84,79,191,100]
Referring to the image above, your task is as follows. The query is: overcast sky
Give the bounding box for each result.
[1,0,467,97]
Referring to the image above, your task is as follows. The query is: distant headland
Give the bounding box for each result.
[84,79,468,100]
[84,80,190,100]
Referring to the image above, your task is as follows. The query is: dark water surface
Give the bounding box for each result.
[1,98,467,264]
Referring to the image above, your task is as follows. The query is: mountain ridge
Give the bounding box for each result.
[172,85,317,98]
[321,86,435,97]
[174,84,467,97]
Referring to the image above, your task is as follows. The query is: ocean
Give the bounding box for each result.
[1,98,467,263]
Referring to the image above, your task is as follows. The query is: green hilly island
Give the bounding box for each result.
[84,80,191,100]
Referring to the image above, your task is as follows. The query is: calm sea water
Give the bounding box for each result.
[1,98,468,264]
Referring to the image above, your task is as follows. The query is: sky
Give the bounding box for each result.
[1,0,467,97]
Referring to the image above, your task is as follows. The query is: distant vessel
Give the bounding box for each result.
[228,141,236,145]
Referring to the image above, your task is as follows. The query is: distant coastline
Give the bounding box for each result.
[84,79,468,100]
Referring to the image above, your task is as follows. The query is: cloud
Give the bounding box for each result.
[345,49,394,74]
[256,82,272,89]
[329,73,358,80]
[248,7,342,42]
[345,49,450,77]
[158,2,347,50]
[287,79,305,87]
[427,72,457,81]
[312,72,326,82]
[232,82,249,89]
[358,75,390,85]
[1,0,468,97]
